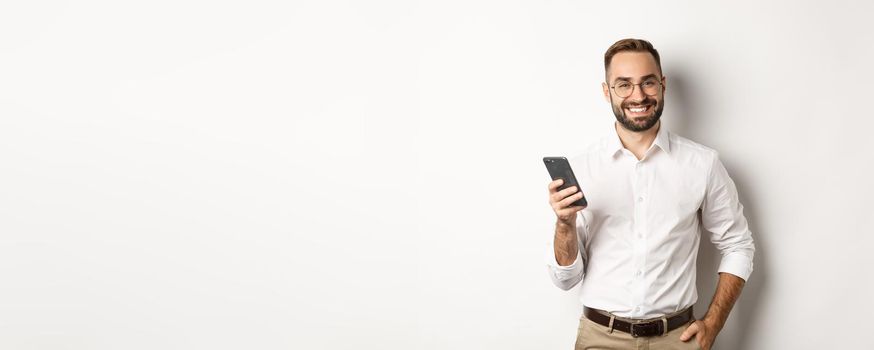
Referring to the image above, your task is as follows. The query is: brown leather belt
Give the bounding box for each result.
[583,306,694,338]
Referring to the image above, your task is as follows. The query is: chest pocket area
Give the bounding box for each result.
[649,173,705,223]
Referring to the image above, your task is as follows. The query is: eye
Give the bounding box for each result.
[643,80,658,88]
[615,82,631,89]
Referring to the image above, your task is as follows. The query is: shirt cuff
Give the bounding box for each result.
[545,246,584,282]
[553,250,582,270]
[717,252,754,281]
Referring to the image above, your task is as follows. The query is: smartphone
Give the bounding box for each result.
[543,156,587,207]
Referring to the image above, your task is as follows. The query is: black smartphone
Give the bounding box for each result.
[543,156,587,207]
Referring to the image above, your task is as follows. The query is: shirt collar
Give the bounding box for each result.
[603,121,672,158]
[653,122,671,155]
[604,123,624,158]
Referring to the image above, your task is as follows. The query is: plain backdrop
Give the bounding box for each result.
[1,1,872,349]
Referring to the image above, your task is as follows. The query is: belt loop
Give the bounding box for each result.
[607,315,615,334]
[660,317,668,336]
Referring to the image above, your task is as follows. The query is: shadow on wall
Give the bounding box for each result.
[668,68,768,350]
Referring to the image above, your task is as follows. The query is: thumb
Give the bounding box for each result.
[679,322,698,342]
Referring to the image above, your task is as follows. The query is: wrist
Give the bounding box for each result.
[556,219,575,229]
[701,315,724,331]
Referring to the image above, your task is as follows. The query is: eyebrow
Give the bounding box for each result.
[614,74,659,83]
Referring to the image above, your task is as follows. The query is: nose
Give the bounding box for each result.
[627,83,646,101]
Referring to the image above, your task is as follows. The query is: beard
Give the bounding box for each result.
[611,96,664,132]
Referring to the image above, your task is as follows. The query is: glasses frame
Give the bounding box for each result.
[609,77,665,98]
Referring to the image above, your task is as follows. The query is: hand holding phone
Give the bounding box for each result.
[543,157,587,225]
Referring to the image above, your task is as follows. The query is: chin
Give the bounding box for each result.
[619,115,659,132]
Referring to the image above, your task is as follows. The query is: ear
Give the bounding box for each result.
[602,82,610,102]
[661,75,667,93]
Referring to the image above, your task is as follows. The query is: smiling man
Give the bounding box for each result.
[545,39,755,350]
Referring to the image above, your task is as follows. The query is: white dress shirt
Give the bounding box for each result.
[546,122,755,319]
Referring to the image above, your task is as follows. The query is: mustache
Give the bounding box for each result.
[622,98,657,109]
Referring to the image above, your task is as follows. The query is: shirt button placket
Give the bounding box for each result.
[632,161,647,317]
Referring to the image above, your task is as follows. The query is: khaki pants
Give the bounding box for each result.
[575,312,701,350]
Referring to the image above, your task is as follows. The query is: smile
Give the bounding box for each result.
[625,105,652,114]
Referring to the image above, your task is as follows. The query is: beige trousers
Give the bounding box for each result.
[574,312,701,350]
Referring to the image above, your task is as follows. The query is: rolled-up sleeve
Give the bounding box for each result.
[701,152,756,281]
[545,212,587,290]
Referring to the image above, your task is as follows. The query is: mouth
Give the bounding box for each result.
[624,104,653,117]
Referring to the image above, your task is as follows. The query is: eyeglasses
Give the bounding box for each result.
[609,78,664,98]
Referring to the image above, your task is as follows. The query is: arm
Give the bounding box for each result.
[544,179,588,290]
[545,217,586,291]
[554,220,579,266]
[701,153,755,281]
[702,272,745,331]
[681,272,745,349]
[681,153,756,349]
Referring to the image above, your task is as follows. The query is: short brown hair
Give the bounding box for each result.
[604,38,662,79]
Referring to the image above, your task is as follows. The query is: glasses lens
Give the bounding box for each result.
[615,83,632,98]
[642,80,661,96]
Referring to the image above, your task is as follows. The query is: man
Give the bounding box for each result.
[545,38,755,350]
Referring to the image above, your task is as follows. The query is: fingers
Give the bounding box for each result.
[557,191,584,208]
[556,205,586,219]
[549,187,583,211]
[679,321,699,342]
[547,179,563,191]
[548,179,586,221]
[548,179,583,196]
[550,185,578,201]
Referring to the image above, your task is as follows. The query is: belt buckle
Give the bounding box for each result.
[630,321,660,338]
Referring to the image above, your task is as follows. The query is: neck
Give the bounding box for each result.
[615,120,660,159]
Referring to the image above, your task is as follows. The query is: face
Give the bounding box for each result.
[601,51,666,132]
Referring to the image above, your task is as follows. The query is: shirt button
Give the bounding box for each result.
[637,270,643,276]
[638,196,644,202]
[635,306,641,312]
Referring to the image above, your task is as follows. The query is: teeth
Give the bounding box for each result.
[628,106,648,113]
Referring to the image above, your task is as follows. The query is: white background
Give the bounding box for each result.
[1,1,872,349]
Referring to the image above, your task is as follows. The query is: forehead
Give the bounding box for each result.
[607,51,660,82]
